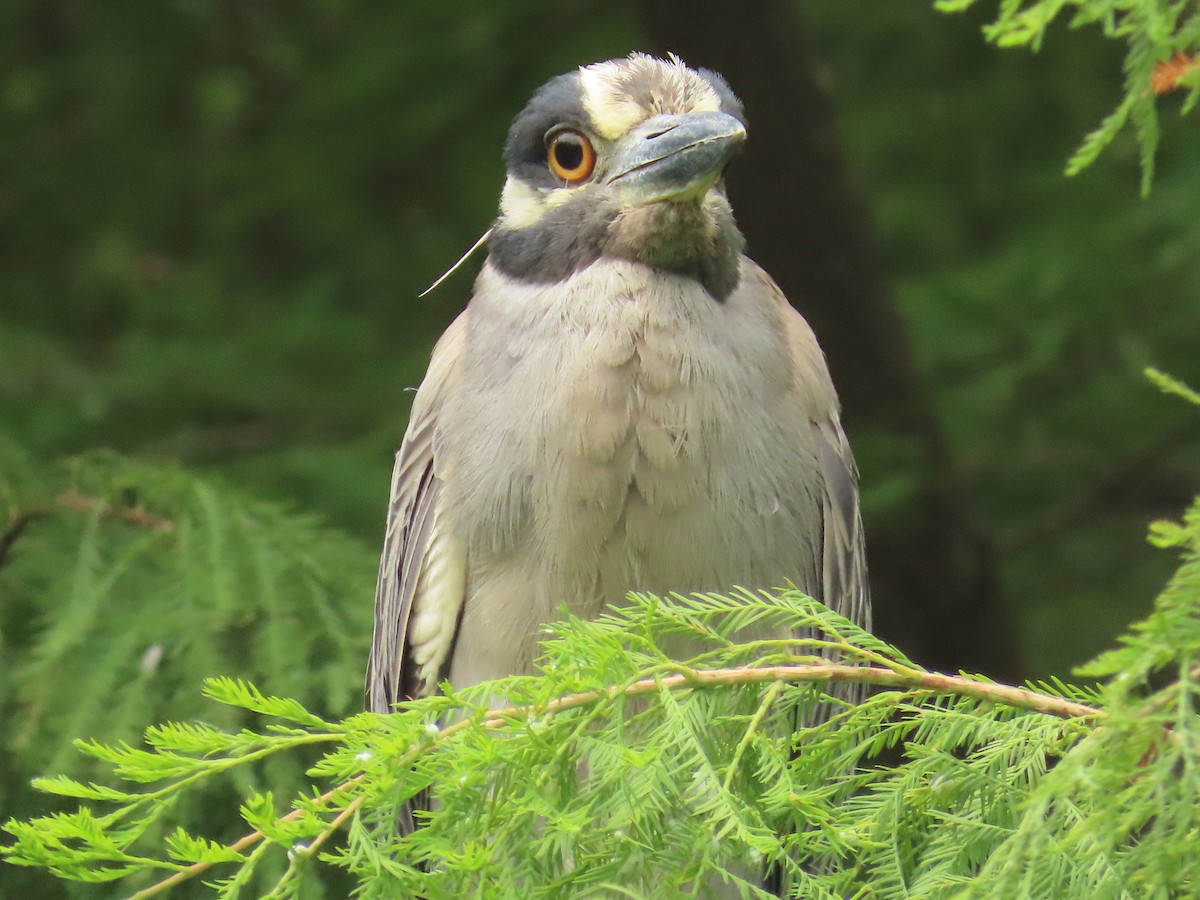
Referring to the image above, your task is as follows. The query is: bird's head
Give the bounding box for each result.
[488,54,748,300]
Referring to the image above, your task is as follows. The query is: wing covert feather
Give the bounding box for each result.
[748,262,871,632]
[366,313,469,713]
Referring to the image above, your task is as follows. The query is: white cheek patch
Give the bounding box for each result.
[580,53,723,141]
[499,178,545,229]
[500,177,578,229]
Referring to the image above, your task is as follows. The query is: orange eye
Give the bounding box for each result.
[546,129,596,183]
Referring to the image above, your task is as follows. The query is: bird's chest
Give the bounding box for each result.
[542,292,717,510]
[442,262,807,603]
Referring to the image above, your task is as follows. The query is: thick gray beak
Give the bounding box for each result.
[605,111,747,204]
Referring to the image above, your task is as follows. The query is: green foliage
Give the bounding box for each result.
[0,442,372,768]
[0,440,374,897]
[936,0,1200,192]
[819,3,1200,674]
[1146,365,1200,407]
[5,483,1200,899]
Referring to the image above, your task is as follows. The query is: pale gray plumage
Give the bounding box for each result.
[367,50,869,788]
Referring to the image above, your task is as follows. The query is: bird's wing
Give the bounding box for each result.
[747,262,872,633]
[809,413,871,634]
[366,312,470,714]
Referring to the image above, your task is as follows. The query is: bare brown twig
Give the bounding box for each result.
[0,489,177,573]
[56,490,175,533]
[1152,52,1199,95]
[0,507,49,569]
[0,490,176,573]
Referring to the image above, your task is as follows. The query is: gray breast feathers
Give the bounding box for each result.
[366,255,870,710]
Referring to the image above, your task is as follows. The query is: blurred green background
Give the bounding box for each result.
[2,0,1199,893]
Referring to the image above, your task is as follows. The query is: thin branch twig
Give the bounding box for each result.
[266,793,366,896]
[124,777,366,899]
[57,490,175,533]
[1,490,177,573]
[477,664,1103,725]
[0,506,49,569]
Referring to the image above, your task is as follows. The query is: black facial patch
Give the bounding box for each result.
[503,72,589,191]
[489,184,614,283]
[489,185,745,302]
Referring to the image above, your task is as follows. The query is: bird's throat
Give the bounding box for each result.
[489,190,744,301]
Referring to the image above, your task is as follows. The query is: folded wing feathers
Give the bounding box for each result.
[406,493,468,696]
[366,316,469,713]
[812,417,871,634]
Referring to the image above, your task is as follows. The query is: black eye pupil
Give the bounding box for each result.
[554,138,584,171]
